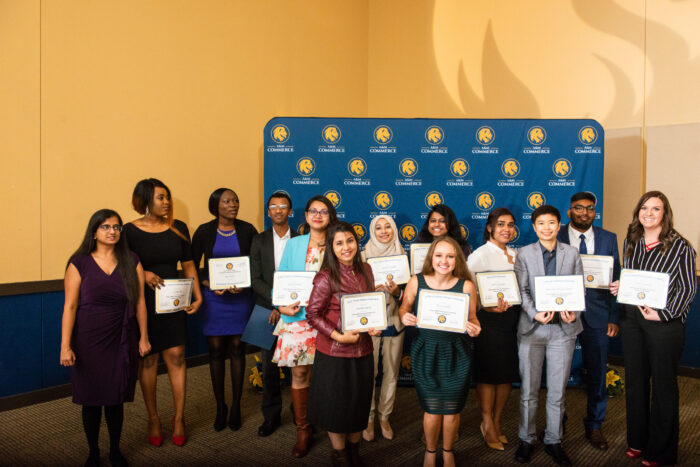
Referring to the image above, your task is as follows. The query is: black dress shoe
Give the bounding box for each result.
[228,404,241,431]
[584,428,609,450]
[258,419,281,437]
[214,404,228,432]
[515,441,534,463]
[544,443,572,466]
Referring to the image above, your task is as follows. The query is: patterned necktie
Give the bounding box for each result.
[579,233,588,255]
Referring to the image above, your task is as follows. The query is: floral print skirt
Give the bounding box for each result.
[272,319,317,367]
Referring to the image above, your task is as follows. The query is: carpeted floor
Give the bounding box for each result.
[1,359,699,466]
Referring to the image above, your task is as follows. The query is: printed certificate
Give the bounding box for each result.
[475,271,522,307]
[617,269,670,309]
[341,292,387,333]
[155,278,193,314]
[580,255,614,289]
[208,256,251,290]
[534,275,586,312]
[416,289,470,333]
[272,271,316,306]
[410,243,431,275]
[367,254,410,285]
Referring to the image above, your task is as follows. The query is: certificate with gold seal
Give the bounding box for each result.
[340,292,387,333]
[416,290,470,333]
[366,254,410,285]
[617,269,670,309]
[208,256,251,290]
[475,271,522,307]
[580,255,614,289]
[272,271,316,307]
[534,275,586,312]
[155,278,193,314]
[410,243,431,275]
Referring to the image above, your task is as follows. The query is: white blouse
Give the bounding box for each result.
[467,240,518,274]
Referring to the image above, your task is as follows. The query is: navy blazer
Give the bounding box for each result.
[557,225,620,328]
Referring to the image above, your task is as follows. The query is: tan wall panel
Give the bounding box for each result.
[40,0,368,280]
[0,0,41,283]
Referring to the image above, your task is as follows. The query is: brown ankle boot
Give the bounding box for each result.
[332,448,350,466]
[347,441,366,467]
[291,387,311,457]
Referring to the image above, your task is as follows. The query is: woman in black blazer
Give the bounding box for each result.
[192,188,258,431]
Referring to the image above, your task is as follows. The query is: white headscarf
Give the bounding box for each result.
[361,215,405,260]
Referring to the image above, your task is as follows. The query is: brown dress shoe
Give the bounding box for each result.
[585,428,609,450]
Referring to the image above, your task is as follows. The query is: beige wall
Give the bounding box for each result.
[1,0,698,283]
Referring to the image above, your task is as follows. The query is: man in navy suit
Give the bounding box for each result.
[557,192,620,451]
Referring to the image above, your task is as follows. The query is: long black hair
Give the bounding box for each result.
[68,209,139,305]
[482,207,515,244]
[418,204,467,247]
[320,221,372,292]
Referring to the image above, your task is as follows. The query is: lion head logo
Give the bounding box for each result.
[501,159,520,178]
[586,275,594,283]
[360,317,368,325]
[173,299,180,306]
[637,291,645,300]
[386,274,393,281]
[322,125,341,144]
[296,157,315,175]
[399,158,418,177]
[425,126,444,145]
[400,224,417,242]
[527,192,545,210]
[323,190,341,208]
[459,224,469,240]
[553,158,572,177]
[556,297,564,305]
[374,191,393,210]
[579,126,598,145]
[450,159,469,177]
[226,263,233,270]
[528,126,546,145]
[476,192,494,211]
[476,126,495,145]
[271,124,290,143]
[374,125,393,144]
[425,191,444,209]
[497,292,504,299]
[438,315,447,324]
[353,223,367,242]
[290,292,298,299]
[347,158,367,176]
[511,225,520,243]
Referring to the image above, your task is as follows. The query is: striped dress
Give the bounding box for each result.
[410,274,472,415]
[623,233,696,323]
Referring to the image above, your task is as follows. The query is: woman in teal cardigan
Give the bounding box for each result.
[273,195,336,458]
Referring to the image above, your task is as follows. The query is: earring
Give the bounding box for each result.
[145,206,150,216]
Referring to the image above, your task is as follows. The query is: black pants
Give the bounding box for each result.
[620,305,685,465]
[261,339,282,424]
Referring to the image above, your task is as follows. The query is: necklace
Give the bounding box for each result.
[217,228,236,237]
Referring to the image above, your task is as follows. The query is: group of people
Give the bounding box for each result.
[60,178,696,467]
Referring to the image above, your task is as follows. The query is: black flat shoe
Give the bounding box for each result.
[228,404,241,431]
[214,404,228,432]
[544,443,572,466]
[515,441,534,464]
[258,418,280,437]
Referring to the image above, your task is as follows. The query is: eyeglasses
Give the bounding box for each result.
[269,204,289,210]
[571,205,595,213]
[308,209,329,217]
[98,224,123,232]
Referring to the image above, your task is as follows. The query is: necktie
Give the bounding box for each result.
[579,233,588,255]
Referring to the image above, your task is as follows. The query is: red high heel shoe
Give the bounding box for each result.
[171,417,187,447]
[147,418,164,447]
[641,461,659,467]
[625,447,642,459]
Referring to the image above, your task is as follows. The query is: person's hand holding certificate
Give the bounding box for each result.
[534,275,585,312]
[366,255,410,285]
[341,292,387,333]
[155,278,194,314]
[475,271,522,307]
[272,271,316,307]
[580,255,614,289]
[410,244,431,275]
[209,257,251,290]
[617,269,670,310]
[416,290,470,333]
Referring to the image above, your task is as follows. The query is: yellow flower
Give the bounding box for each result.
[606,370,620,387]
[249,367,263,388]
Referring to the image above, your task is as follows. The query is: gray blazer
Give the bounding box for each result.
[514,241,584,337]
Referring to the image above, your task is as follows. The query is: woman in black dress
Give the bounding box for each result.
[61,209,150,466]
[418,204,471,258]
[123,178,202,447]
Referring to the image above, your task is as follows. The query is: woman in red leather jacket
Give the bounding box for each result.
[306,221,382,466]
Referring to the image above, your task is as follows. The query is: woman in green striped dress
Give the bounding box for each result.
[399,237,481,467]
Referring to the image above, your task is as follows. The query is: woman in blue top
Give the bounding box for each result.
[274,195,337,458]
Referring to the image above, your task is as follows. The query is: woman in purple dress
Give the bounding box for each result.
[192,188,258,431]
[60,209,151,467]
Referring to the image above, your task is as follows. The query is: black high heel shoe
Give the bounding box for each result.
[214,404,228,432]
[228,404,241,431]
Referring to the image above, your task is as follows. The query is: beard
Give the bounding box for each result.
[571,218,592,231]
